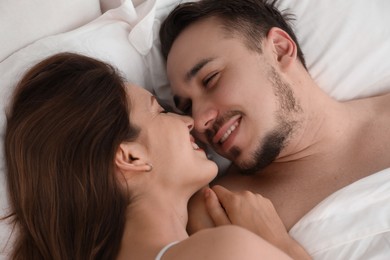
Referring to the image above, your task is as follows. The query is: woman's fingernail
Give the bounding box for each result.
[204,188,210,198]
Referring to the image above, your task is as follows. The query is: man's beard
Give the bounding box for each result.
[233,66,302,175]
[234,120,295,175]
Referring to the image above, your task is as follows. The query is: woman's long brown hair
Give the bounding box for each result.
[4,53,139,259]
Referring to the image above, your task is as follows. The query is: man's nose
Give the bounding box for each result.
[192,103,217,135]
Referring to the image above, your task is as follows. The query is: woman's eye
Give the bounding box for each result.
[157,100,176,114]
[203,72,218,88]
[160,106,175,114]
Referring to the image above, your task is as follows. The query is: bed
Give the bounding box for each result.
[1,0,390,259]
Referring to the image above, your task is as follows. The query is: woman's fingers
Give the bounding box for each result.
[187,187,216,234]
[204,186,311,259]
[204,187,231,226]
[210,185,243,221]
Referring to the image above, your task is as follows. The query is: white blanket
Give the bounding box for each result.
[290,168,390,259]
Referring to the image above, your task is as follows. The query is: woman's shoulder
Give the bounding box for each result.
[163,226,291,260]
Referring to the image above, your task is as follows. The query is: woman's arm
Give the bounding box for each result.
[164,226,293,260]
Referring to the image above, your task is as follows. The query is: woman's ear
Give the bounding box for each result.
[266,27,297,70]
[115,142,153,175]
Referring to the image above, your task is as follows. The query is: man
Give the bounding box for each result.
[159,0,390,231]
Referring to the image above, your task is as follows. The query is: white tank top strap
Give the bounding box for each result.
[155,241,179,260]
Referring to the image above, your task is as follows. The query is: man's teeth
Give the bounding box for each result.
[192,142,200,150]
[220,122,238,143]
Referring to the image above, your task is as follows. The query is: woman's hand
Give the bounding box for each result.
[204,185,311,260]
[186,186,216,234]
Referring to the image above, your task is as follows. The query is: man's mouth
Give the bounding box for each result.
[212,115,242,145]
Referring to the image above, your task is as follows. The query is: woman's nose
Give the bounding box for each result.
[184,115,194,131]
[174,113,194,131]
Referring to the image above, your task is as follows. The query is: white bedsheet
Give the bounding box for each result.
[290,168,390,259]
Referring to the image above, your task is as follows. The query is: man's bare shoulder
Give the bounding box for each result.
[374,92,390,112]
[351,92,390,110]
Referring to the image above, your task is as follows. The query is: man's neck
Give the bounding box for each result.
[275,84,354,164]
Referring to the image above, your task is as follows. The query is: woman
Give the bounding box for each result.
[4,53,310,259]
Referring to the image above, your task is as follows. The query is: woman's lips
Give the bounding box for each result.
[190,134,204,152]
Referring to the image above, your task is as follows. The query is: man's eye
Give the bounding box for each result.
[181,101,192,115]
[203,72,218,88]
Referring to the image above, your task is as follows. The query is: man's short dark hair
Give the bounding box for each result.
[159,0,306,69]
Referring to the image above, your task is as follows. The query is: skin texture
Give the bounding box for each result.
[166,17,390,231]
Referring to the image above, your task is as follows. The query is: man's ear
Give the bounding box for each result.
[115,142,153,175]
[267,27,297,70]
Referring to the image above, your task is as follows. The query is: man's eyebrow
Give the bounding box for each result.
[185,58,214,82]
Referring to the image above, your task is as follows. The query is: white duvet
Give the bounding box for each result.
[290,168,390,259]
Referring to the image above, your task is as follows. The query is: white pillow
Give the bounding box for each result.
[276,0,390,100]
[0,0,101,62]
[100,0,147,13]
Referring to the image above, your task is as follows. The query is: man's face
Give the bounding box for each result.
[166,17,301,173]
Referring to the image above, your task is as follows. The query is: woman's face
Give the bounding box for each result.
[126,84,218,191]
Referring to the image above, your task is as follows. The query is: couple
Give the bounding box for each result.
[4,0,390,259]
